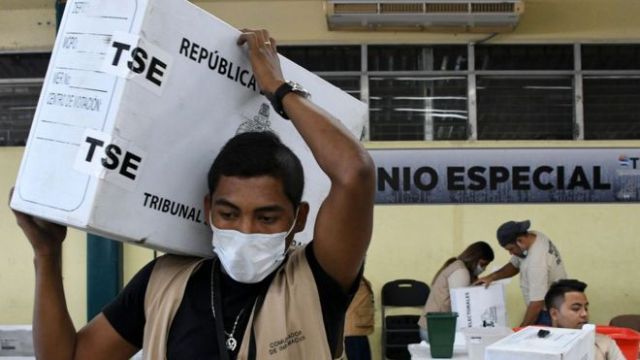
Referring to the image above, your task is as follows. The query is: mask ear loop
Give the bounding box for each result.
[283,207,300,253]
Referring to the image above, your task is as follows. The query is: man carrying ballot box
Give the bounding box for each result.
[545,279,625,360]
[475,220,567,327]
[10,29,375,360]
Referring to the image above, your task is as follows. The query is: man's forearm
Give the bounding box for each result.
[33,255,77,359]
[280,85,374,290]
[520,300,545,327]
[489,263,519,282]
[238,29,375,290]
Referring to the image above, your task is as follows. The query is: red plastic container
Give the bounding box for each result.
[596,326,640,360]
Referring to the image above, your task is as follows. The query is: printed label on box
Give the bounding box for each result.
[103,31,173,96]
[450,284,508,330]
[74,128,145,191]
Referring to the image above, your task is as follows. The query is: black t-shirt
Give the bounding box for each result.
[103,244,357,359]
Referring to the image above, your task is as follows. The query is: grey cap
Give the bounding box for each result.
[497,220,531,246]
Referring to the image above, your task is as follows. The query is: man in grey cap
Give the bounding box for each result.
[475,220,567,326]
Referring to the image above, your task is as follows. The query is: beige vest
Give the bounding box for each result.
[142,249,344,359]
[344,277,374,336]
[418,260,467,329]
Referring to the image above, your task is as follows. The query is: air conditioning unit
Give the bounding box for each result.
[325,0,525,33]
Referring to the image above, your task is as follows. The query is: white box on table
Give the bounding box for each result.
[485,325,595,360]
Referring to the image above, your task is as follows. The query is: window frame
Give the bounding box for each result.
[4,44,640,145]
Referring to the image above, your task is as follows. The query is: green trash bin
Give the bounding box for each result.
[426,312,458,358]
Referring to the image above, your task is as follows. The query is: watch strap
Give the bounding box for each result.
[271,82,294,120]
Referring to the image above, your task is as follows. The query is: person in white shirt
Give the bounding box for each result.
[545,279,625,360]
[418,241,494,340]
[475,220,567,326]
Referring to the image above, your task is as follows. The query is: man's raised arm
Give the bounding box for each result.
[238,29,375,291]
[9,189,138,360]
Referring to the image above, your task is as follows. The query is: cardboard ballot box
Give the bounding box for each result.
[485,325,595,360]
[10,0,366,256]
[449,284,508,330]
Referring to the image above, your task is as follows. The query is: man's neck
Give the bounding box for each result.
[523,232,537,247]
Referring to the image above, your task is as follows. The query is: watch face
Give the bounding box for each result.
[288,81,310,98]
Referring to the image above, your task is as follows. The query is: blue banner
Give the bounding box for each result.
[370,148,640,204]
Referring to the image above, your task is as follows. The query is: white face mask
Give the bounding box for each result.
[210,214,297,284]
[518,243,528,258]
[474,264,486,276]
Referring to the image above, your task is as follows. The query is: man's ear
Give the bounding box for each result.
[203,193,212,225]
[549,307,560,326]
[293,202,310,234]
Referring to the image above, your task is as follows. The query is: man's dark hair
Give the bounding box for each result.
[207,131,304,208]
[544,279,588,311]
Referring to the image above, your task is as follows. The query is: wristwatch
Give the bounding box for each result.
[267,81,311,120]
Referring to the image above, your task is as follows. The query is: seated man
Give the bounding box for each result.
[10,28,375,359]
[544,279,625,360]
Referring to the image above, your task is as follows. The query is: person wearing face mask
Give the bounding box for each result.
[475,220,567,327]
[545,279,625,360]
[9,28,375,360]
[417,241,494,341]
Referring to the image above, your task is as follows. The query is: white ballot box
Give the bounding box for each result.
[0,325,34,358]
[450,284,508,330]
[11,0,366,256]
[485,325,595,360]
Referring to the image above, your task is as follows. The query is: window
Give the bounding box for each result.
[0,53,50,79]
[477,76,574,140]
[367,45,468,140]
[583,77,640,140]
[0,53,49,146]
[369,76,468,140]
[0,81,42,145]
[582,44,640,71]
[474,45,575,139]
[278,46,360,72]
[368,45,467,71]
[582,45,640,140]
[6,44,640,145]
[281,43,640,141]
[322,76,361,99]
[475,45,573,70]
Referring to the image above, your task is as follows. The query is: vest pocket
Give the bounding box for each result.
[354,307,374,329]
